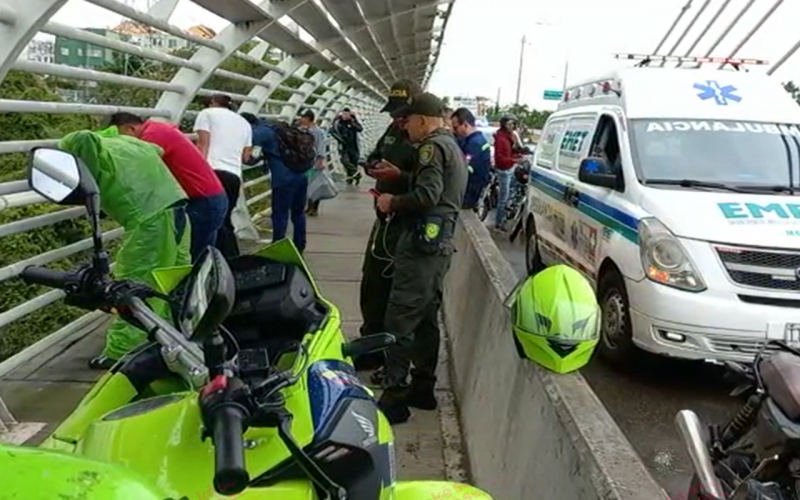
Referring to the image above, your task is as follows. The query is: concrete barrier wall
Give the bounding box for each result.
[442,212,668,500]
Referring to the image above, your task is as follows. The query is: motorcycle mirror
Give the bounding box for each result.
[342,333,395,359]
[178,247,236,342]
[28,147,108,275]
[28,148,83,204]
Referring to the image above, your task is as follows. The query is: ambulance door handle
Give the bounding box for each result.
[563,185,580,207]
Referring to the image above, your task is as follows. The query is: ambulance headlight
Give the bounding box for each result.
[638,218,706,292]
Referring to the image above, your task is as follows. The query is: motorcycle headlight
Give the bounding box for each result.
[638,217,706,292]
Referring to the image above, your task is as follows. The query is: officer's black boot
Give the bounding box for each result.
[377,386,411,425]
[405,370,437,410]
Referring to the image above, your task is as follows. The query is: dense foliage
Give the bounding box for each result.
[487,103,551,130]
[0,42,312,360]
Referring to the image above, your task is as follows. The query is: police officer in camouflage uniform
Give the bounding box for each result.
[374,93,468,424]
[354,80,422,371]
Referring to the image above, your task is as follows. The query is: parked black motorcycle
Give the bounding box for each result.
[475,169,498,222]
[507,158,532,242]
[677,340,800,499]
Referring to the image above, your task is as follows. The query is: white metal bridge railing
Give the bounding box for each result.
[0,0,453,437]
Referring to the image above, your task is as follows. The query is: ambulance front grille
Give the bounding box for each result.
[715,245,800,292]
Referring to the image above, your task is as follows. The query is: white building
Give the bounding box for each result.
[22,39,55,64]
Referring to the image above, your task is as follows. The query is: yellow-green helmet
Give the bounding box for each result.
[506,265,600,373]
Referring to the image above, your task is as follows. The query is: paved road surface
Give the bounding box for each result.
[493,235,740,498]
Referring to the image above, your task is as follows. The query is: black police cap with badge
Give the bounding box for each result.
[381,79,423,118]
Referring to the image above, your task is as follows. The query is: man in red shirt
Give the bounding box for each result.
[493,115,521,231]
[109,113,228,261]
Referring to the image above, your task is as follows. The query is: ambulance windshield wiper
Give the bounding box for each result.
[643,179,751,193]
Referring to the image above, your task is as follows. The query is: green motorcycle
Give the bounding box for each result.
[2,147,492,500]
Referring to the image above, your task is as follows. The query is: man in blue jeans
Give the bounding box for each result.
[243,113,308,252]
[492,115,521,231]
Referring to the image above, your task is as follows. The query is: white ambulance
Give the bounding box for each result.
[524,53,800,364]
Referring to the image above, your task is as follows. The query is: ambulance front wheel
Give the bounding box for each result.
[597,269,639,366]
[524,216,544,276]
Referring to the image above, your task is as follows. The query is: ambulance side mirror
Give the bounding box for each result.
[578,157,620,190]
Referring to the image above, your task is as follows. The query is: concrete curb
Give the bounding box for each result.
[442,211,669,499]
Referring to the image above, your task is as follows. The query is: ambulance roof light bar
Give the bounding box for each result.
[613,53,769,68]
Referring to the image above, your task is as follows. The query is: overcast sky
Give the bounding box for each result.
[50,0,800,111]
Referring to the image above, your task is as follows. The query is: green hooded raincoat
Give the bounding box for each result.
[58,127,191,359]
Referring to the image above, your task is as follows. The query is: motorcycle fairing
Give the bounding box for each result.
[248,382,396,500]
[69,391,316,499]
[307,359,373,432]
[0,443,176,500]
[394,481,494,499]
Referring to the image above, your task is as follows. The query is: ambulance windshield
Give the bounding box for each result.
[630,119,800,188]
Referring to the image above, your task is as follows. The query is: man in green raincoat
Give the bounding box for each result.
[59,126,191,370]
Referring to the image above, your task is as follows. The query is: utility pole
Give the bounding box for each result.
[495,87,501,114]
[515,34,526,104]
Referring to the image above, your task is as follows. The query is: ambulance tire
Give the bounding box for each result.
[524,216,544,276]
[597,269,639,366]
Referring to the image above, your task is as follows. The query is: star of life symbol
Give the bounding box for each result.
[693,80,741,105]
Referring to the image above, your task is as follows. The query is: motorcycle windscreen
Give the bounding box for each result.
[150,239,321,297]
[251,239,321,297]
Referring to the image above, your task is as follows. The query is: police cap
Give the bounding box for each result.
[405,92,446,118]
[381,79,422,116]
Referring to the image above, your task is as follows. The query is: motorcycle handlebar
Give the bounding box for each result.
[21,266,79,290]
[211,403,250,495]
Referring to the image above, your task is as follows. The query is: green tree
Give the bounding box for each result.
[486,103,551,130]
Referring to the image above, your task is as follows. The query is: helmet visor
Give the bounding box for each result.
[515,299,601,344]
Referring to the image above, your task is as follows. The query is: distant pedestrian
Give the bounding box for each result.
[330,107,363,185]
[299,109,328,217]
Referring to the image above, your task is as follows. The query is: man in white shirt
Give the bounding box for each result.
[193,94,252,257]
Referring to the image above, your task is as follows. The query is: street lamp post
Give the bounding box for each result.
[515,34,526,105]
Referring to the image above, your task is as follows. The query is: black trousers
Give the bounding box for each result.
[214,170,241,258]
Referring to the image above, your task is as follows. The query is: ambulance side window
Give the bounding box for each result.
[535,119,566,169]
[587,114,625,189]
[556,117,594,177]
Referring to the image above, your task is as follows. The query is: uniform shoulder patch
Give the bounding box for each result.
[418,143,435,165]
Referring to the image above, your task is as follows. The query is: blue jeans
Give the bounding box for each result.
[271,175,308,252]
[494,169,513,227]
[186,193,228,262]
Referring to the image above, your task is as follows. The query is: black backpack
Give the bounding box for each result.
[271,121,316,173]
